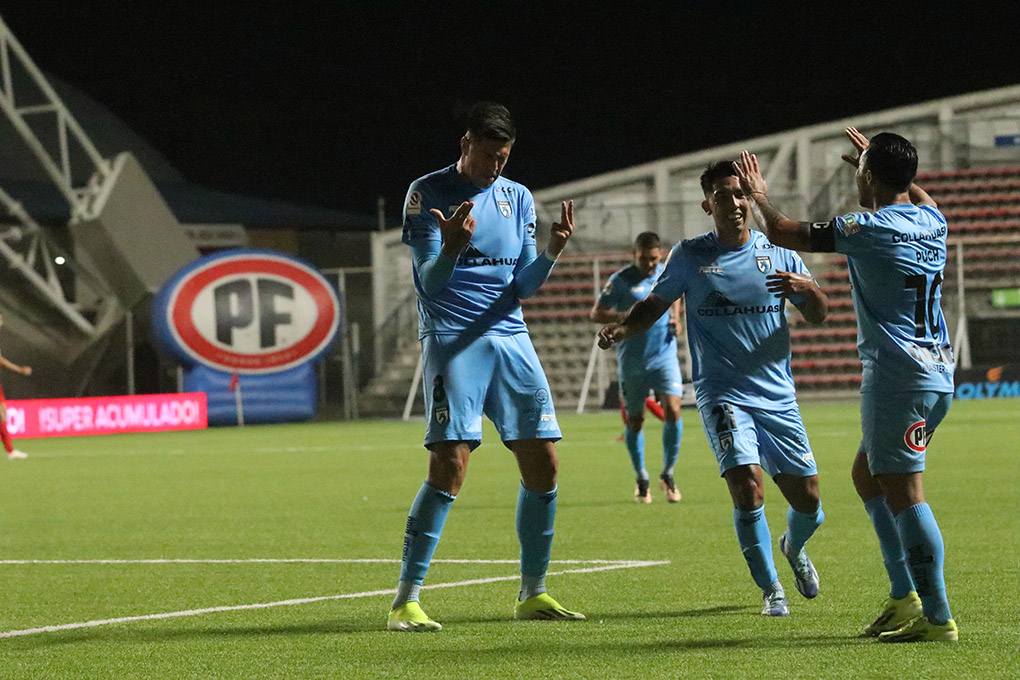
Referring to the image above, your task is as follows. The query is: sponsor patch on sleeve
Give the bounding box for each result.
[405,191,422,215]
[836,214,860,236]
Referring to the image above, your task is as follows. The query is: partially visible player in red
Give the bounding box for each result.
[0,313,30,460]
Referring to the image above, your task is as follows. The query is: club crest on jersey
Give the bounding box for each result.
[497,201,512,218]
[904,420,926,453]
[756,256,771,273]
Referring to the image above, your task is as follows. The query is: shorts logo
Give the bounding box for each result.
[756,256,771,274]
[433,406,449,424]
[497,201,512,218]
[904,420,926,453]
[432,375,447,403]
[535,388,549,405]
[712,404,736,451]
[406,191,422,215]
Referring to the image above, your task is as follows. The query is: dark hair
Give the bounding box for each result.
[699,160,738,195]
[864,133,917,192]
[634,231,661,249]
[465,101,516,142]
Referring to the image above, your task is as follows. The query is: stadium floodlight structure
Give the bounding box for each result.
[0,14,123,336]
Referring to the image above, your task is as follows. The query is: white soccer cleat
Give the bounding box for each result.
[6,449,27,460]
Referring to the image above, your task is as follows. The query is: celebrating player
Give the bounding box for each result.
[598,162,829,617]
[0,313,30,460]
[590,231,684,503]
[387,102,584,631]
[734,129,958,642]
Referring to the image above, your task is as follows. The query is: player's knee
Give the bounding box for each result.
[725,468,763,510]
[625,415,644,431]
[851,450,881,501]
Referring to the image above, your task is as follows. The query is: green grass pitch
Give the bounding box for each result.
[0,399,1016,678]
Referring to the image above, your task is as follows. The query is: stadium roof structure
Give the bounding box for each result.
[0,73,375,231]
[532,84,1020,249]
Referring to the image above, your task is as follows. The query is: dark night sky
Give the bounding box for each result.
[3,1,1019,219]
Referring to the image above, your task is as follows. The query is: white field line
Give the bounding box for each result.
[0,560,668,639]
[0,558,640,565]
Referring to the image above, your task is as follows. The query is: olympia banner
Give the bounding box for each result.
[5,393,208,439]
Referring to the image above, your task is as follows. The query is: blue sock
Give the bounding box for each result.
[624,428,647,478]
[733,506,778,589]
[863,496,914,599]
[398,482,455,585]
[896,503,952,624]
[661,419,682,476]
[784,504,824,554]
[517,484,557,580]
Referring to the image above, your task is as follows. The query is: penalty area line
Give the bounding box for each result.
[0,560,669,639]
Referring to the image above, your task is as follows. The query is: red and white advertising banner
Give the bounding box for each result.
[5,393,208,439]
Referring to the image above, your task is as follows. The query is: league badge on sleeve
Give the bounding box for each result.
[406,191,422,215]
[756,256,771,274]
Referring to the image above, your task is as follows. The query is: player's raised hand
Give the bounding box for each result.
[597,323,625,350]
[841,127,870,168]
[21,366,31,376]
[547,200,574,258]
[734,151,767,197]
[431,201,476,256]
[766,270,814,298]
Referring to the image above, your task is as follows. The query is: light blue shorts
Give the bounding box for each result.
[421,333,561,449]
[860,390,952,475]
[619,361,684,416]
[698,402,817,478]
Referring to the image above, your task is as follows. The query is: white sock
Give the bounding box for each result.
[520,575,546,601]
[392,580,421,609]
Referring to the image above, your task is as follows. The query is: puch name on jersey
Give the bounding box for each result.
[892,225,946,243]
[696,304,781,317]
[458,244,519,268]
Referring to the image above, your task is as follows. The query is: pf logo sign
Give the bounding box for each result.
[153,250,340,374]
[904,420,927,453]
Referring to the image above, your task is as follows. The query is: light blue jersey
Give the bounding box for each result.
[651,230,810,411]
[598,263,677,374]
[402,164,538,337]
[827,205,954,394]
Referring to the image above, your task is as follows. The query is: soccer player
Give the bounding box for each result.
[387,102,584,631]
[733,128,958,642]
[0,313,30,460]
[590,231,684,503]
[597,162,829,617]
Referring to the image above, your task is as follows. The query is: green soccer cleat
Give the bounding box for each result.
[514,593,586,621]
[863,591,923,637]
[387,601,442,632]
[878,616,958,643]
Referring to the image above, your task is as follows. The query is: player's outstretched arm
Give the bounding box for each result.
[841,127,937,207]
[590,302,626,324]
[598,295,671,349]
[734,151,815,252]
[0,356,30,376]
[766,271,828,324]
[514,200,575,299]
